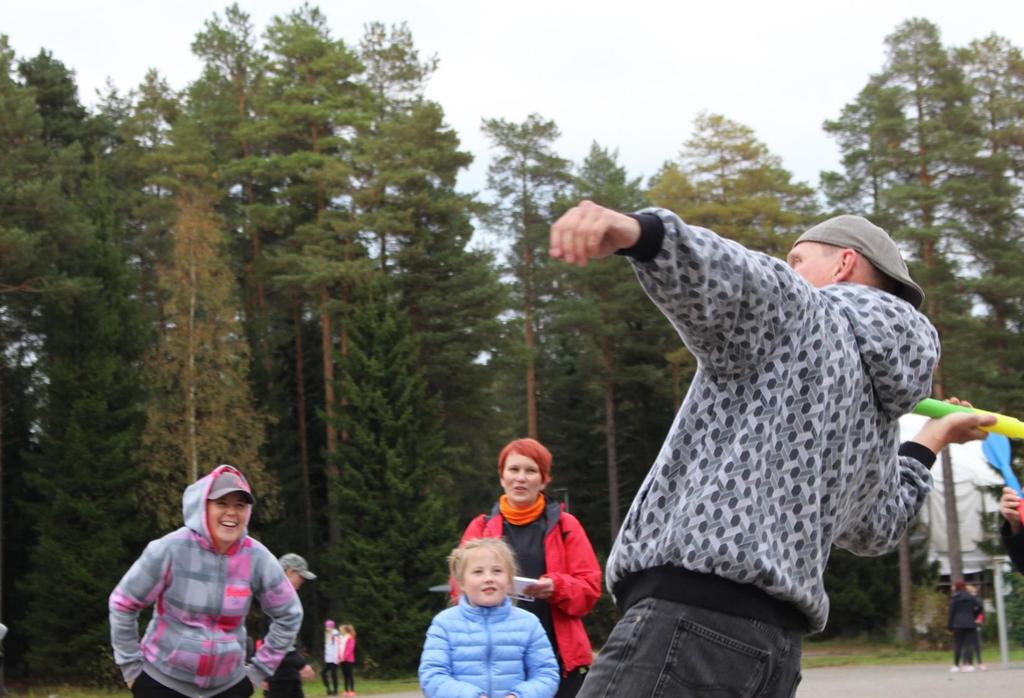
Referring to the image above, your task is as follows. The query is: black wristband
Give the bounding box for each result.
[899,440,936,467]
[615,213,664,262]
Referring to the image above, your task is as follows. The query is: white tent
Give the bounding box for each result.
[900,414,1004,576]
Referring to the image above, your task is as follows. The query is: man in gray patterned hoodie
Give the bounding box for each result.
[549,202,995,697]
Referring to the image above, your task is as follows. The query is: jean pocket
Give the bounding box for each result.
[654,617,770,697]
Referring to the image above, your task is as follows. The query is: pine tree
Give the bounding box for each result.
[325,280,454,673]
[542,143,677,546]
[259,5,370,549]
[482,114,572,438]
[647,111,818,256]
[826,18,982,585]
[954,35,1024,415]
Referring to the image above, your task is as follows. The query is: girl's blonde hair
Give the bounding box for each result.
[449,537,518,593]
[340,624,355,638]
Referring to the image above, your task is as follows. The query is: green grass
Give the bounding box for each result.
[802,638,1024,668]
[6,680,423,698]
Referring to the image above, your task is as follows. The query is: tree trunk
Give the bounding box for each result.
[602,343,620,544]
[320,288,340,547]
[186,228,198,483]
[933,375,964,583]
[523,246,538,440]
[898,534,913,643]
[293,304,314,559]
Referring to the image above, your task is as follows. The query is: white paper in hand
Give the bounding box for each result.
[511,576,538,602]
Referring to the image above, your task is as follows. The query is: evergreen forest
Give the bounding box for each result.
[2,7,1023,680]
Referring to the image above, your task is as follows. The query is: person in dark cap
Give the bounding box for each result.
[548,202,995,698]
[264,554,317,698]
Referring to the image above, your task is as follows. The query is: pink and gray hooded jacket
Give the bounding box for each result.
[109,465,302,697]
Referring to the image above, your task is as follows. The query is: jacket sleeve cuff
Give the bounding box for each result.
[246,663,267,687]
[1001,518,1024,542]
[121,662,144,685]
[615,213,664,262]
[899,441,936,467]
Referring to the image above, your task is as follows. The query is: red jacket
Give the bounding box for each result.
[456,500,602,675]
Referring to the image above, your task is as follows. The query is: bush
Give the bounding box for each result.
[911,585,950,650]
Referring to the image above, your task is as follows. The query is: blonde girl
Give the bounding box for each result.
[419,538,558,698]
[338,625,356,696]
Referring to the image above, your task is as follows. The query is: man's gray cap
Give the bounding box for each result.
[795,214,925,309]
[279,553,317,580]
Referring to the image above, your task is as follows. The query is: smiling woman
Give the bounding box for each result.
[109,465,302,698]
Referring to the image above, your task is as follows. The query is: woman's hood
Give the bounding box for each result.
[181,464,253,547]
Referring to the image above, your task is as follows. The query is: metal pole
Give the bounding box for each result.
[992,555,1010,669]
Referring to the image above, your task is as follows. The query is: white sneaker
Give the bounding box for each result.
[950,666,960,673]
[963,666,975,673]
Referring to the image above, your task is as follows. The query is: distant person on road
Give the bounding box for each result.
[109,465,302,698]
[322,620,340,695]
[265,554,317,698]
[948,580,983,673]
[421,538,559,698]
[966,584,987,671]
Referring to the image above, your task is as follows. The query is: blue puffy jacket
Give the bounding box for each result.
[419,596,559,698]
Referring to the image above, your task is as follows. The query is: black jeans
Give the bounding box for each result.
[578,597,802,698]
[952,628,978,666]
[321,663,338,694]
[555,666,588,698]
[132,671,254,698]
[340,662,354,692]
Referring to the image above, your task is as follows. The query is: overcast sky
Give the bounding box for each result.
[6,1,1024,199]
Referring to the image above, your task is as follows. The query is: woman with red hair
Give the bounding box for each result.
[457,438,602,697]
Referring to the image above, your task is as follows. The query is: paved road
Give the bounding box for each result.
[797,662,1024,696]
[372,662,1024,697]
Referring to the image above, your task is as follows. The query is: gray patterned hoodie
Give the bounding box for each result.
[607,209,938,632]
[109,465,302,696]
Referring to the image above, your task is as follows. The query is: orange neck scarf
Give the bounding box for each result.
[500,494,545,526]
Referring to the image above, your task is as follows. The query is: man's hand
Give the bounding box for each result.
[910,397,995,454]
[1000,487,1021,534]
[299,665,315,681]
[549,200,641,267]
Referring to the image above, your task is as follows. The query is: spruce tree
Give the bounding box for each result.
[21,230,147,683]
[325,280,454,673]
[0,38,94,661]
[353,24,508,520]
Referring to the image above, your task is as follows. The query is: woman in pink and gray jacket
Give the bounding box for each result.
[109,465,302,698]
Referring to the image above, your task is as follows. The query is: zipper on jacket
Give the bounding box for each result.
[485,607,493,698]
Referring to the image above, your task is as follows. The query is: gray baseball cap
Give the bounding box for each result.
[208,470,255,504]
[279,553,317,580]
[795,215,924,309]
